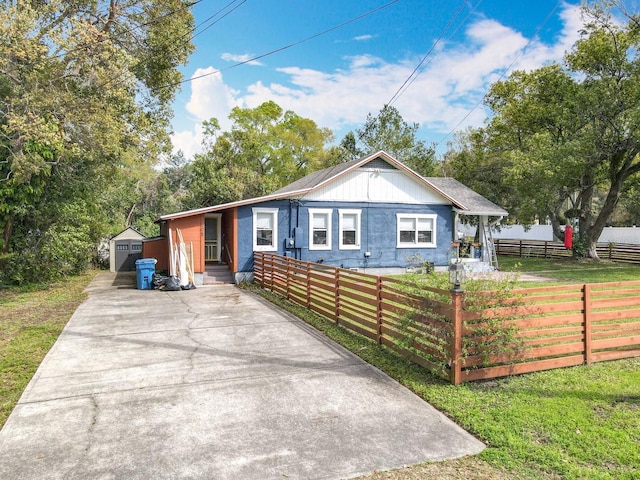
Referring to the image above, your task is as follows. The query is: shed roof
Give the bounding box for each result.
[110,226,146,240]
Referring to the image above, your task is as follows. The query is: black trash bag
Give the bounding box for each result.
[152,273,169,288]
[163,275,182,291]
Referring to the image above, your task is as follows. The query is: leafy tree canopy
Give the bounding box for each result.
[342,105,437,176]
[0,0,195,283]
[444,2,640,259]
[183,101,343,209]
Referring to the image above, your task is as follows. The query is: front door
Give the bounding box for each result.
[204,215,221,262]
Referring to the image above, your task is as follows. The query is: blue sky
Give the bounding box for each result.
[171,0,585,159]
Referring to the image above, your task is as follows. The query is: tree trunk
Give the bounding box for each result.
[577,175,597,259]
[125,204,136,228]
[581,165,627,261]
[549,198,568,242]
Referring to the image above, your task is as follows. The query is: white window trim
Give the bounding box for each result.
[253,207,279,252]
[339,209,361,250]
[396,213,437,248]
[309,208,332,251]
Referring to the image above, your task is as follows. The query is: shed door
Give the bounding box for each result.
[115,240,143,271]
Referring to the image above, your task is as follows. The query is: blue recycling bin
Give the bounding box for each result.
[135,258,156,290]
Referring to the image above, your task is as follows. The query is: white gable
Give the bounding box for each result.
[111,227,145,241]
[302,166,450,204]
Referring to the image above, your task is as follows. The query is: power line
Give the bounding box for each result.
[434,0,563,150]
[190,0,247,42]
[98,0,247,93]
[389,0,484,108]
[158,0,402,90]
[45,0,204,64]
[386,0,470,108]
[353,0,476,156]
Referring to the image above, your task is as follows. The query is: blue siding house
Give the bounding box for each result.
[153,151,508,284]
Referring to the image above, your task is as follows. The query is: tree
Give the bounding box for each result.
[442,128,520,216]
[183,101,339,209]
[0,1,195,283]
[351,105,437,176]
[448,3,640,259]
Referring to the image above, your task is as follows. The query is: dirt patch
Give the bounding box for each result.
[356,456,525,480]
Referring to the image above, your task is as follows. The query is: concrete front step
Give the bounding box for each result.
[204,264,234,284]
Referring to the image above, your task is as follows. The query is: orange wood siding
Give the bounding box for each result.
[142,237,169,272]
[222,208,238,272]
[169,215,205,274]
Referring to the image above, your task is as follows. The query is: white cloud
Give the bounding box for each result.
[171,124,204,159]
[353,34,376,41]
[173,3,586,157]
[185,66,240,123]
[171,67,241,157]
[220,52,263,66]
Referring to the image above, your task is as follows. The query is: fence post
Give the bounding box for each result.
[255,252,261,286]
[334,267,340,325]
[263,253,270,290]
[268,254,275,291]
[519,240,523,257]
[584,284,592,365]
[285,256,291,300]
[450,290,464,386]
[306,263,311,309]
[376,276,383,345]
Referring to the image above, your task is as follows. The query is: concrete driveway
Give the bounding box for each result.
[0,272,484,480]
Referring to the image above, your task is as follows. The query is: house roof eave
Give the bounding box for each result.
[156,191,298,222]
[454,208,509,217]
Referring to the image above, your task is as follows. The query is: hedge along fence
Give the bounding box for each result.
[254,252,640,385]
[495,239,640,264]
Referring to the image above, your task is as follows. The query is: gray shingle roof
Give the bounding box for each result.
[270,157,362,196]
[159,151,507,221]
[424,177,508,216]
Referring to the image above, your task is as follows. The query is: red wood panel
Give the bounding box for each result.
[337,317,378,340]
[463,355,585,382]
[338,289,377,308]
[464,342,584,368]
[592,321,640,333]
[592,336,640,349]
[591,308,640,322]
[463,313,585,335]
[592,297,640,309]
[591,349,640,362]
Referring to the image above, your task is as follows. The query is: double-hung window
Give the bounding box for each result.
[309,208,332,250]
[339,209,361,250]
[253,208,278,251]
[396,214,437,248]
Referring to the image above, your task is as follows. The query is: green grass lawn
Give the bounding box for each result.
[498,255,640,284]
[0,271,97,428]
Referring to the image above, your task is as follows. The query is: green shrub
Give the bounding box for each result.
[0,224,93,285]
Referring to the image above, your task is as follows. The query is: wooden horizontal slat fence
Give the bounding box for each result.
[254,252,640,385]
[495,239,640,264]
